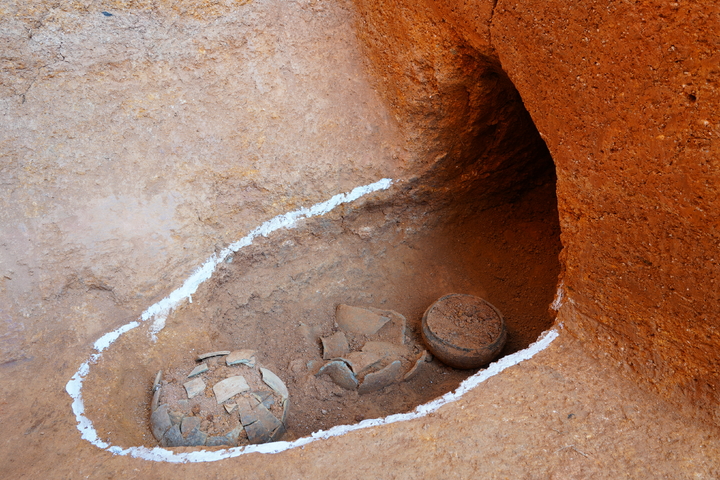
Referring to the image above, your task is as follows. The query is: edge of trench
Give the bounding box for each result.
[65,177,561,464]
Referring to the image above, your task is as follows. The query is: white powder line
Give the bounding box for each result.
[65,177,559,463]
[551,280,565,311]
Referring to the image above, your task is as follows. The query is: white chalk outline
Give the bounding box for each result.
[551,280,565,311]
[65,178,559,463]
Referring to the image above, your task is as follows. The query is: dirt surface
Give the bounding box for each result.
[2,0,720,477]
[353,0,720,430]
[0,0,405,361]
[351,0,552,201]
[7,332,720,479]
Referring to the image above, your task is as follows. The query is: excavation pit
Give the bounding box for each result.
[80,175,562,449]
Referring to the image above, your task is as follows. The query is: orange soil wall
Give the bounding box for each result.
[492,0,720,421]
[354,0,720,423]
[351,0,552,202]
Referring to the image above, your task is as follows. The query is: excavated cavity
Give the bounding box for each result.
[77,10,563,444]
[80,168,561,447]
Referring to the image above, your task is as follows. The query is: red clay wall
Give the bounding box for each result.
[354,0,720,423]
[351,0,552,203]
[492,0,720,421]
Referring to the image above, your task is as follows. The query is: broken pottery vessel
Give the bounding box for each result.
[150,351,289,447]
[421,294,507,369]
[317,305,428,393]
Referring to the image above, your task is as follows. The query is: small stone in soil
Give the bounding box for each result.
[213,375,250,404]
[196,351,231,361]
[181,416,201,435]
[224,403,238,414]
[188,363,209,378]
[336,304,390,335]
[321,331,350,359]
[260,368,289,399]
[358,360,403,394]
[183,377,206,399]
[317,360,358,390]
[226,349,257,367]
[289,358,305,374]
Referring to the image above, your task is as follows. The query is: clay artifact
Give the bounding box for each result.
[213,375,250,404]
[151,354,289,447]
[335,304,390,335]
[321,331,350,359]
[358,360,403,394]
[421,293,507,369]
[196,351,231,361]
[183,377,206,398]
[226,349,257,367]
[261,367,289,400]
[188,363,208,378]
[317,360,359,390]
